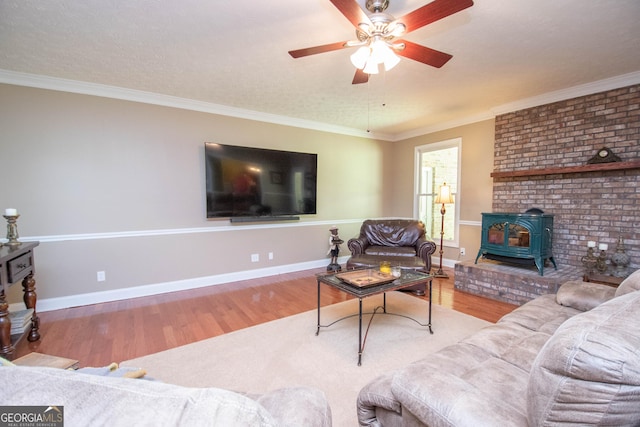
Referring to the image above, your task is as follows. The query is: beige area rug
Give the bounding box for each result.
[122,291,491,427]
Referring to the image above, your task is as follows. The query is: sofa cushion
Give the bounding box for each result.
[390,342,531,426]
[498,294,580,335]
[615,268,640,297]
[362,220,425,247]
[250,387,332,427]
[556,280,616,311]
[0,366,332,427]
[527,290,640,426]
[2,366,278,426]
[364,245,417,257]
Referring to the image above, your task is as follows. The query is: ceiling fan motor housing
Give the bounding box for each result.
[366,0,390,13]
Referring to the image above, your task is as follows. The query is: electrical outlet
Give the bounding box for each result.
[97,271,106,282]
[251,254,259,262]
[460,248,466,256]
[268,252,274,260]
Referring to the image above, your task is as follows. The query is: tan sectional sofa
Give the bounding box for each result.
[0,365,332,426]
[357,270,640,426]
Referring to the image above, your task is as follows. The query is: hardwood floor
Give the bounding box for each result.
[13,267,517,368]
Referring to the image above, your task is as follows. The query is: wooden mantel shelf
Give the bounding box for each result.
[491,160,640,179]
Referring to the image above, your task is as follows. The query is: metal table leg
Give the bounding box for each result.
[427,278,433,334]
[358,298,363,366]
[316,279,321,335]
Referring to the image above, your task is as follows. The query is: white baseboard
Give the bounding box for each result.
[11,255,457,313]
[12,257,347,313]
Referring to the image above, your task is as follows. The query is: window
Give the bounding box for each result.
[414,138,461,247]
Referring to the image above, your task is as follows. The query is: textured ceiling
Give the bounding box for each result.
[1,0,639,140]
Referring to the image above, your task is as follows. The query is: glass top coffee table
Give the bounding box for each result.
[316,269,433,366]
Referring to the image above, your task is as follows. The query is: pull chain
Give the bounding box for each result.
[367,77,371,133]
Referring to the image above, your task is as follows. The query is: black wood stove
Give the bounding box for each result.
[475,211,557,276]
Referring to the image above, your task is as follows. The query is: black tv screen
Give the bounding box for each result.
[205,143,317,218]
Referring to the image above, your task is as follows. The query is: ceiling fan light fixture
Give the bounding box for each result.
[369,40,400,71]
[350,46,372,69]
[288,0,474,85]
[382,49,400,71]
[351,39,399,74]
[386,22,406,37]
[358,22,371,33]
[363,59,379,75]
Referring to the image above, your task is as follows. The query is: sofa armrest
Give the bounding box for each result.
[254,386,332,427]
[357,373,402,427]
[416,238,437,271]
[348,236,369,256]
[556,280,616,312]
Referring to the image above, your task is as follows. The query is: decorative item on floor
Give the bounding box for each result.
[596,243,608,273]
[3,208,20,246]
[327,226,344,272]
[610,235,630,278]
[581,241,598,276]
[433,183,454,278]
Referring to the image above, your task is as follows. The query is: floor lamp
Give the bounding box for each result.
[434,182,454,278]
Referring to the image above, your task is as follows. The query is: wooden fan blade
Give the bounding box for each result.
[329,0,372,28]
[288,41,350,58]
[398,0,473,34]
[352,68,369,84]
[396,40,452,68]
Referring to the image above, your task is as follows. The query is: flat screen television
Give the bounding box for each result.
[205,142,317,219]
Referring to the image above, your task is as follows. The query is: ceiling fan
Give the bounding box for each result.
[288,0,473,84]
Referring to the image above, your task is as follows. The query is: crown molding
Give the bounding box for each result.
[394,111,495,142]
[395,71,640,141]
[491,71,640,116]
[0,69,393,141]
[2,69,638,142]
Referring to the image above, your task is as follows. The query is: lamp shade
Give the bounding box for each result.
[363,59,379,74]
[381,46,400,71]
[435,183,454,204]
[350,46,371,70]
[351,40,400,75]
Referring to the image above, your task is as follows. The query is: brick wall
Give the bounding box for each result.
[492,84,640,273]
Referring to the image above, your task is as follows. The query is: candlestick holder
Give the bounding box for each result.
[610,235,630,278]
[3,214,20,246]
[580,246,597,275]
[596,248,608,273]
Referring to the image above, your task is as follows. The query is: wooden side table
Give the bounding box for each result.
[583,272,624,287]
[0,241,40,359]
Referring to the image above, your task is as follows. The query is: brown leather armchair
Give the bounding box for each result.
[346,219,436,294]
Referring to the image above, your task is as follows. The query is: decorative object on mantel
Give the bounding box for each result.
[610,235,631,278]
[433,183,454,278]
[586,147,622,164]
[596,243,608,274]
[3,208,20,247]
[581,241,598,276]
[327,226,344,272]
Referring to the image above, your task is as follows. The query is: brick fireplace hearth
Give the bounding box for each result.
[455,260,581,305]
[456,84,640,304]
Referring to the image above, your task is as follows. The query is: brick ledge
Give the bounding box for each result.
[454,260,582,306]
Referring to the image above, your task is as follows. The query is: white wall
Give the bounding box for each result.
[0,84,392,309]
